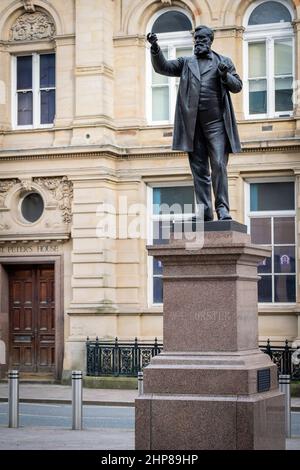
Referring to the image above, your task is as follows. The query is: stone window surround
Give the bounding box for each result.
[145,6,194,125]
[243,0,295,120]
[147,181,195,307]
[244,175,296,305]
[11,51,56,130]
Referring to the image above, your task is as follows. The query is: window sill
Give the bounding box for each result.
[258,303,299,313]
[238,116,294,124]
[147,305,163,312]
[9,125,55,133]
[146,123,173,128]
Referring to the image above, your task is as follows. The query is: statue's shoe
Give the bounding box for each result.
[216,208,232,220]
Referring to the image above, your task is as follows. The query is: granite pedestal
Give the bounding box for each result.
[135,225,285,450]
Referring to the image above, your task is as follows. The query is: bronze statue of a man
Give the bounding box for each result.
[147,26,242,221]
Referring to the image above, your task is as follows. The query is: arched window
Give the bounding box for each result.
[151,11,192,33]
[147,9,193,123]
[244,1,294,118]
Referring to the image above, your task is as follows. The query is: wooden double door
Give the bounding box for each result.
[8,265,55,373]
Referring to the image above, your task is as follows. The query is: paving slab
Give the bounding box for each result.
[0,426,134,450]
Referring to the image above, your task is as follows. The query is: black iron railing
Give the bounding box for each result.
[86,337,163,377]
[259,339,300,381]
[86,337,300,379]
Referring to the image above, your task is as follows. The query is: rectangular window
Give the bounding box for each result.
[150,45,193,123]
[246,37,294,118]
[149,185,195,304]
[248,182,296,303]
[14,53,56,128]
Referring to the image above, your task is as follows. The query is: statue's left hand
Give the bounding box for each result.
[147,33,158,45]
[218,62,229,79]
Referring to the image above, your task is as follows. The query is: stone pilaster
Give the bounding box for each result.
[0,44,11,131]
[73,0,114,134]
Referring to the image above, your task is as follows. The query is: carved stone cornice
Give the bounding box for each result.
[113,34,147,47]
[10,11,56,41]
[1,142,300,163]
[34,176,73,224]
[214,26,245,39]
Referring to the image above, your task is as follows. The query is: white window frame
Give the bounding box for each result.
[243,0,295,120]
[146,8,193,125]
[147,182,195,307]
[244,177,296,305]
[12,52,55,130]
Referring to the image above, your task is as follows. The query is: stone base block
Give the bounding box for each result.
[135,391,285,450]
[143,350,279,396]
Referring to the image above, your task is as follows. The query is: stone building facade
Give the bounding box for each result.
[0,0,300,379]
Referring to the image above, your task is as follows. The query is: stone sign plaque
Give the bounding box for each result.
[0,243,62,255]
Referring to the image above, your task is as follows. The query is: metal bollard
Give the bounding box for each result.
[72,370,83,430]
[138,371,144,396]
[279,374,291,438]
[8,370,19,428]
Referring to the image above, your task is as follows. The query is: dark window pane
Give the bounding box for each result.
[17,92,33,125]
[275,275,295,302]
[250,217,271,244]
[275,89,293,112]
[41,90,55,124]
[152,11,192,33]
[249,90,267,114]
[249,81,267,114]
[21,193,44,223]
[153,277,163,303]
[274,246,295,273]
[40,54,55,88]
[153,187,194,214]
[153,221,172,245]
[17,56,32,90]
[153,258,163,275]
[248,1,292,25]
[274,217,295,244]
[250,182,294,211]
[258,253,272,274]
[275,77,293,112]
[258,276,272,302]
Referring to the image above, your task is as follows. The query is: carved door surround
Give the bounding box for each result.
[8,264,55,373]
[0,255,64,380]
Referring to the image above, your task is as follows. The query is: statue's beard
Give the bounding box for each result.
[194,44,210,57]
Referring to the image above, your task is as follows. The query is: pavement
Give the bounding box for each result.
[0,383,137,450]
[0,383,299,450]
[0,383,138,407]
